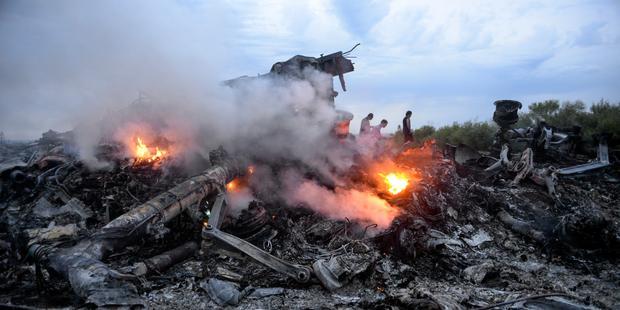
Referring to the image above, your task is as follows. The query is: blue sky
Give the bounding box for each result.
[222,0,620,131]
[1,0,619,138]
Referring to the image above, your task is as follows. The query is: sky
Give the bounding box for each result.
[1,0,619,139]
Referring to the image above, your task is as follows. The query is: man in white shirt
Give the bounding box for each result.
[359,113,374,135]
[370,119,388,138]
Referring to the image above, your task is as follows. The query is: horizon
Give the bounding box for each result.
[1,0,619,139]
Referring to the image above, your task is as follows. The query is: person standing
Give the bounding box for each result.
[359,113,374,135]
[402,110,413,143]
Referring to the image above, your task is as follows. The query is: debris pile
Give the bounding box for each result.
[1,124,618,309]
[1,53,618,308]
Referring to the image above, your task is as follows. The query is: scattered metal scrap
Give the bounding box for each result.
[484,100,614,199]
[557,134,611,175]
[1,100,619,309]
[25,146,248,307]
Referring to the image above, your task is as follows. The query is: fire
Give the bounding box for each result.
[133,136,168,164]
[380,172,409,195]
[226,179,238,191]
[226,166,255,191]
[368,157,420,196]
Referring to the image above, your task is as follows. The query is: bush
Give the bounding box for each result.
[390,121,496,151]
[584,100,620,142]
[392,127,404,145]
[389,99,620,151]
[433,121,497,151]
[518,99,620,144]
[413,125,436,142]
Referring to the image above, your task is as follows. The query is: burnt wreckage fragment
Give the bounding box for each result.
[454,100,618,255]
[224,44,358,139]
[28,148,248,307]
[486,100,611,193]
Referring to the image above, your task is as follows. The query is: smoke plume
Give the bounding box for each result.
[286,180,400,230]
[0,1,399,230]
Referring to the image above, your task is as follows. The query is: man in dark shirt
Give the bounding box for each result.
[402,110,413,143]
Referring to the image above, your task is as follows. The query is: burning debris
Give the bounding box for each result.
[133,137,169,165]
[381,172,409,195]
[1,51,619,309]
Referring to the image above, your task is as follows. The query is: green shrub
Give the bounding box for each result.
[413,125,436,142]
[433,121,497,151]
[520,99,620,143]
[585,100,620,141]
[389,99,620,151]
[392,127,404,145]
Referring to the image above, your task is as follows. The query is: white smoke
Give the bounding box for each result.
[278,168,400,230]
[0,1,398,229]
[286,180,400,230]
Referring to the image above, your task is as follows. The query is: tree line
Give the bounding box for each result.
[393,99,620,151]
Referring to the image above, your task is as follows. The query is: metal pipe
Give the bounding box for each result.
[124,241,199,276]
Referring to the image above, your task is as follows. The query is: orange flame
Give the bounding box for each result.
[134,136,168,164]
[226,179,238,191]
[380,172,409,195]
[226,166,255,191]
[368,156,422,196]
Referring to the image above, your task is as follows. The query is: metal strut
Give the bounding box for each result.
[202,224,311,283]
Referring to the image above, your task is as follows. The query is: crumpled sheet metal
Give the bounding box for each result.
[200,278,285,306]
[557,139,610,175]
[484,145,558,197]
[0,158,27,175]
[312,259,343,291]
[24,224,79,246]
[201,278,241,306]
[312,250,378,291]
[57,253,145,308]
[33,197,93,220]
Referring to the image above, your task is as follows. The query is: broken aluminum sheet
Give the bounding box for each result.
[557,139,610,175]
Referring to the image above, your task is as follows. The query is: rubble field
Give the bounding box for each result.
[1,130,619,309]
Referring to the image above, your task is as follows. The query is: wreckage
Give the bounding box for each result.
[224,44,358,139]
[1,54,619,309]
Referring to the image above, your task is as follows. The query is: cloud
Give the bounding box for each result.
[225,0,354,66]
[335,0,620,131]
[0,0,233,139]
[1,0,619,140]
